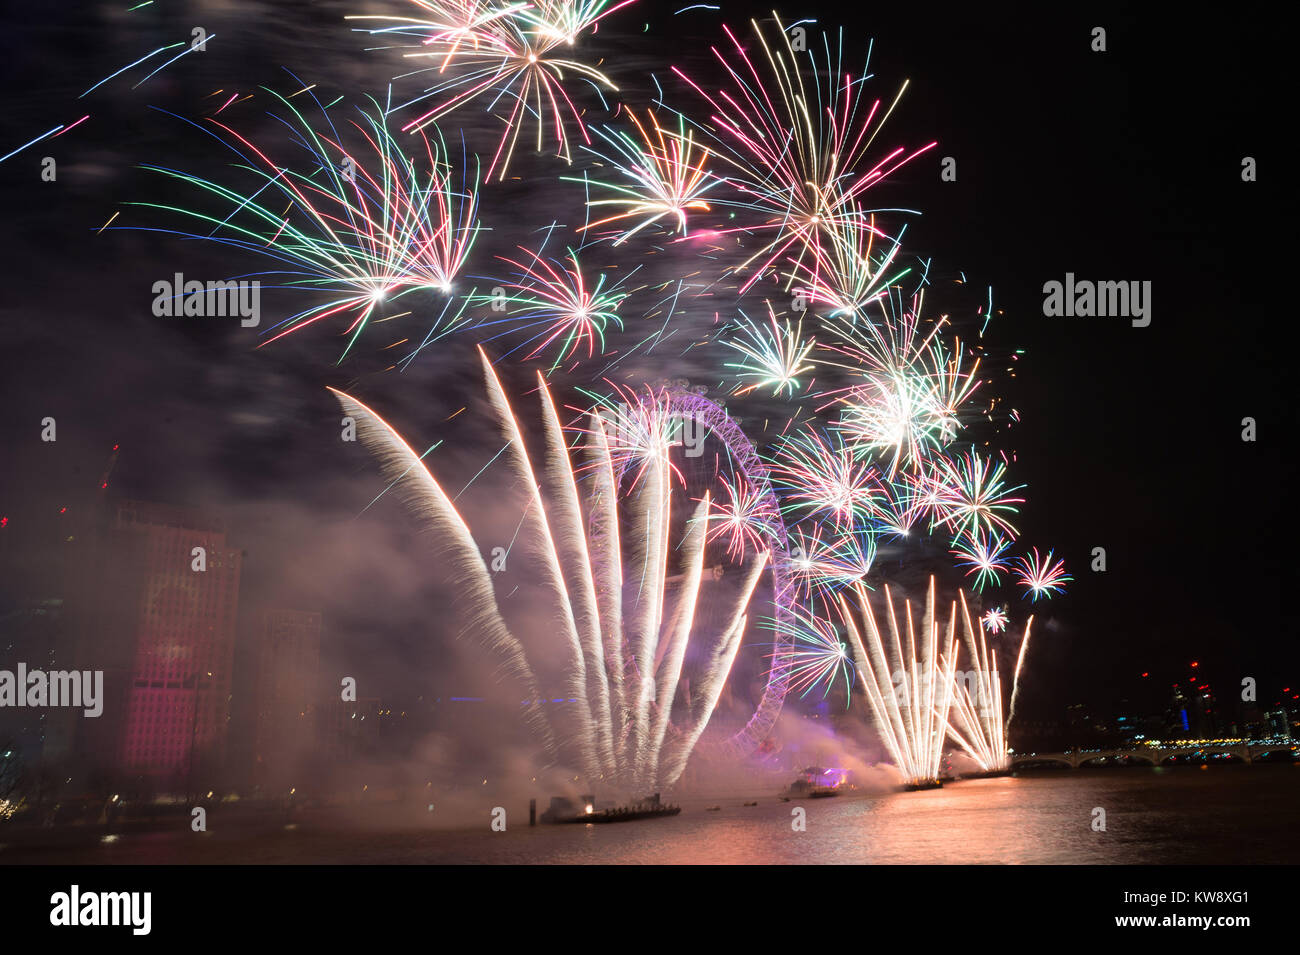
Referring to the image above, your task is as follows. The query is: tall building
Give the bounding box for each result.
[108,501,242,782]
[250,609,321,787]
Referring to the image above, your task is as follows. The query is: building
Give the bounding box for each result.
[108,500,242,784]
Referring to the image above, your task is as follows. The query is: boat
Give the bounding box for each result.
[787,766,851,798]
[902,779,943,792]
[539,793,680,824]
[958,769,1009,780]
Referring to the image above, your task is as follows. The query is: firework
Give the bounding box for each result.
[129,91,481,359]
[1008,614,1036,726]
[783,523,870,597]
[771,426,881,531]
[832,368,953,477]
[570,109,717,245]
[951,531,1013,592]
[470,243,630,366]
[836,577,955,787]
[577,382,684,489]
[723,303,816,398]
[783,204,908,318]
[706,471,773,561]
[981,606,1009,634]
[872,474,923,539]
[355,1,627,177]
[779,606,854,700]
[942,591,1007,773]
[927,452,1025,539]
[349,1,526,66]
[330,349,776,791]
[671,14,935,292]
[1013,547,1071,602]
[519,0,637,43]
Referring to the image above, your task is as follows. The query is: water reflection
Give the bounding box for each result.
[2,767,1295,864]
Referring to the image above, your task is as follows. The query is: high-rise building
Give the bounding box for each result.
[107,500,242,782]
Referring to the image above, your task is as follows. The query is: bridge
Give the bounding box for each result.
[1008,738,1297,769]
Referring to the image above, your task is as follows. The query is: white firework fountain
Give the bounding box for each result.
[331,350,772,792]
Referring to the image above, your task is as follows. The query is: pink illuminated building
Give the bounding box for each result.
[112,501,242,780]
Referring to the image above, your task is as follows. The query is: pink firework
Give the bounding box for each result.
[1013,547,1071,602]
[706,472,772,561]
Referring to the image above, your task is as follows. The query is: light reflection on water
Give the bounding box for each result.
[5,767,1296,864]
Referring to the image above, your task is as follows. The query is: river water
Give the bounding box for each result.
[3,767,1295,864]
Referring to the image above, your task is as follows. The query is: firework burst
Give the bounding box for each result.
[671,14,935,292]
[723,303,816,398]
[981,606,1009,634]
[771,426,881,531]
[706,471,773,561]
[130,91,481,359]
[928,452,1025,539]
[1013,547,1071,602]
[783,524,871,598]
[778,607,854,700]
[355,0,626,177]
[571,109,716,245]
[951,530,1013,592]
[471,243,630,366]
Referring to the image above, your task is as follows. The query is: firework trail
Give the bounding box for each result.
[942,592,1007,772]
[326,385,558,759]
[3,33,217,164]
[1007,615,1035,730]
[836,577,955,786]
[332,349,776,790]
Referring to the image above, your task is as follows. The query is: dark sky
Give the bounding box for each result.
[0,2,1290,728]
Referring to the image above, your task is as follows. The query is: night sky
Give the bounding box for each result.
[0,2,1290,735]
